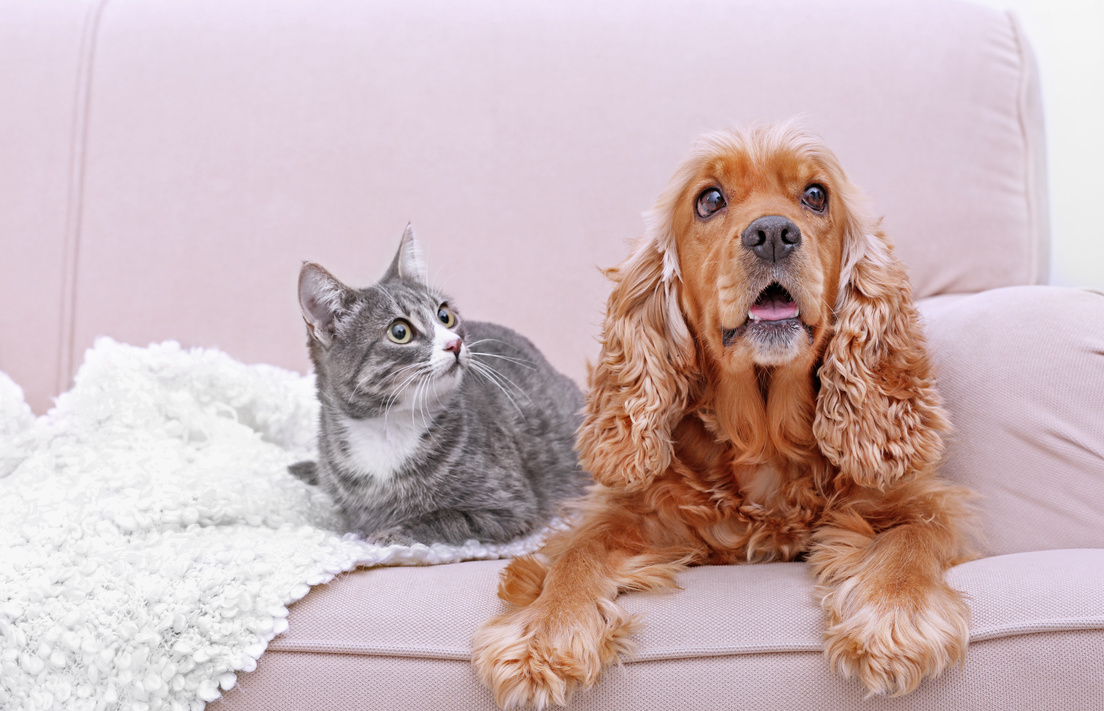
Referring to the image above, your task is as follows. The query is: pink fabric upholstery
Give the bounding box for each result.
[920,287,1104,556]
[212,551,1104,711]
[2,0,1047,414]
[0,0,103,414]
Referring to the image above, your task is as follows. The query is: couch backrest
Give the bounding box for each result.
[0,0,1049,413]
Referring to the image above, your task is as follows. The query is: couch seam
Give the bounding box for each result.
[1006,9,1046,287]
[264,618,1104,661]
[970,617,1104,643]
[629,622,1104,661]
[265,643,473,660]
[58,0,112,397]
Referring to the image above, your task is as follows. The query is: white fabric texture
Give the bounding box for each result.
[0,339,551,711]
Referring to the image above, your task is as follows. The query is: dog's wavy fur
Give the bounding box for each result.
[472,125,975,708]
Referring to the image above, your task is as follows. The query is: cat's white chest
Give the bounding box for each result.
[338,415,427,484]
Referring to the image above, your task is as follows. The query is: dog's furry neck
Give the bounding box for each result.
[701,359,823,470]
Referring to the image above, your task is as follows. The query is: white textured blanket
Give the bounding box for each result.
[0,339,550,711]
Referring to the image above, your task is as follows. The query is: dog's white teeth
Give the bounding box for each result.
[794,307,800,318]
[748,311,761,322]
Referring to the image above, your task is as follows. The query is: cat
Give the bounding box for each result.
[290,225,589,546]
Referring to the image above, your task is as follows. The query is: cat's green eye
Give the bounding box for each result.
[437,306,456,328]
[387,320,413,344]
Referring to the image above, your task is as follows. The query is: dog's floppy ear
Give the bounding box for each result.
[813,206,949,489]
[577,218,697,492]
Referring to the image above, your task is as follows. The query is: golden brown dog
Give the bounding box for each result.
[472,124,974,707]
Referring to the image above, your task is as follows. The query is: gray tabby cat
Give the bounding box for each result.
[291,226,588,546]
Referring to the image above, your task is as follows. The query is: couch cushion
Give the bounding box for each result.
[3,0,1049,412]
[212,549,1104,710]
[920,287,1104,556]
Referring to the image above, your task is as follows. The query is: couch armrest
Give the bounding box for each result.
[921,286,1104,555]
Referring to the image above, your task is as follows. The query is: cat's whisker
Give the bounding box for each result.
[390,361,427,377]
[406,378,422,430]
[373,284,400,309]
[470,366,523,417]
[407,375,426,429]
[424,378,452,448]
[411,374,436,433]
[432,261,457,292]
[419,378,435,432]
[469,351,537,370]
[383,365,426,406]
[471,359,532,401]
[469,361,527,417]
[464,338,529,353]
[384,375,421,423]
[371,363,422,401]
[381,365,433,426]
[416,376,445,449]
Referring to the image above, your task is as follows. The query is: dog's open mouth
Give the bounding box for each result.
[748,283,799,323]
[723,283,806,347]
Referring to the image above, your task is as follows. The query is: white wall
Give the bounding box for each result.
[965,0,1104,289]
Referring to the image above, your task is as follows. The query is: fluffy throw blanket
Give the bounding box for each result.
[0,339,550,711]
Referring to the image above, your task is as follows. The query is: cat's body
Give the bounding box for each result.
[293,228,587,545]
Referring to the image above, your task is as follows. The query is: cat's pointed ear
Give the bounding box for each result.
[299,262,355,347]
[384,223,428,284]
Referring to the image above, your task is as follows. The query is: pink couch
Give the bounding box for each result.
[3,0,1103,708]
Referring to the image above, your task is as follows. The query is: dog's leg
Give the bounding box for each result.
[807,478,975,697]
[472,502,698,709]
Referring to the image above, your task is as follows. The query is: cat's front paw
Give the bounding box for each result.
[363,526,418,547]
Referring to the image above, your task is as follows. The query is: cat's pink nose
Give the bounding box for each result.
[445,338,463,357]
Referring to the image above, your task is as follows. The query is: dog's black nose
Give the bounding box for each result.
[742,215,801,263]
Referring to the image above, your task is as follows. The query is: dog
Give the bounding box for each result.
[472,124,975,707]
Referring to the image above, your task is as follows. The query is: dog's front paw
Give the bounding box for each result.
[823,578,970,696]
[472,601,634,709]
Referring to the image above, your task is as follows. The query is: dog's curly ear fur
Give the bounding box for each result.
[813,208,950,490]
[577,232,697,492]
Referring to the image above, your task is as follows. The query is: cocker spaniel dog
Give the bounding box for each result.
[472,125,974,707]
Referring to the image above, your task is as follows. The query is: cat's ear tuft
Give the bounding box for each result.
[384,223,429,284]
[299,262,354,347]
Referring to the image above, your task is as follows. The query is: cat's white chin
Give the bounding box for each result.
[419,359,466,404]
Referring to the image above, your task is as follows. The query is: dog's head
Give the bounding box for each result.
[648,125,869,370]
[580,124,948,492]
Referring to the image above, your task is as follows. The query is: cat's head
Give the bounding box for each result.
[298,225,470,417]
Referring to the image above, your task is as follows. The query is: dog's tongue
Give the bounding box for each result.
[750,291,799,321]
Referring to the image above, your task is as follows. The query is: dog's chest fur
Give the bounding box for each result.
[738,463,785,508]
[667,412,828,563]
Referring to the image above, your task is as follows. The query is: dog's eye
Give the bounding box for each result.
[695,188,727,219]
[802,184,828,213]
